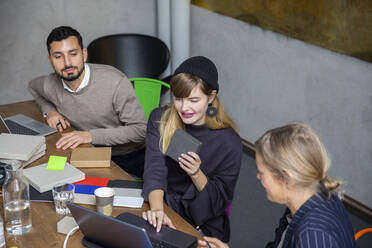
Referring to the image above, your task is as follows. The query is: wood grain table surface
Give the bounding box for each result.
[0,100,201,248]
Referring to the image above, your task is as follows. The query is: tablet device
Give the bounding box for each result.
[165,129,202,162]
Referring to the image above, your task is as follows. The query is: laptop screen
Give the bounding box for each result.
[68,203,197,248]
[68,203,153,248]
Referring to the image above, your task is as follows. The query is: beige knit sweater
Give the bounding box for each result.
[28,63,146,155]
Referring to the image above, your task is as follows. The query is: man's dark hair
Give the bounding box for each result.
[46,26,83,53]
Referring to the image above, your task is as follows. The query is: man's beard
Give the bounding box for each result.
[56,64,85,82]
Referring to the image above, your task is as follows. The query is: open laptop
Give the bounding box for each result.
[68,203,197,248]
[0,114,56,136]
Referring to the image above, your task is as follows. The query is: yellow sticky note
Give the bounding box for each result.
[46,155,67,171]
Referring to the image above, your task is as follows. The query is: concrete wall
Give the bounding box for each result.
[0,0,156,105]
[229,151,285,247]
[1,0,371,210]
[190,6,372,208]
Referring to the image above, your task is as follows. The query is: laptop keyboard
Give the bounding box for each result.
[4,119,39,135]
[150,239,178,248]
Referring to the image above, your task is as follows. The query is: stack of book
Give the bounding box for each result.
[73,177,110,205]
[0,133,46,168]
[29,176,144,208]
[71,177,144,208]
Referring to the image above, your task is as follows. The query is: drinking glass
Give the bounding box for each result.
[52,183,74,215]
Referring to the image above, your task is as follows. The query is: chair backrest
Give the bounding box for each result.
[87,34,170,79]
[131,78,170,120]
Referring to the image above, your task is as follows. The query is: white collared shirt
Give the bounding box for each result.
[62,63,90,93]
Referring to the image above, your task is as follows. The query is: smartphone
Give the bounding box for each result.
[165,129,202,162]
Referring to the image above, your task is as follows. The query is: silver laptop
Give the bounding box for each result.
[68,203,197,248]
[0,114,56,136]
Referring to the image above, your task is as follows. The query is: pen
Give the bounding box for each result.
[205,240,212,248]
[196,226,212,248]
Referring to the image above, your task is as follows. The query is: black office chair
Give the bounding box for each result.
[87,33,170,79]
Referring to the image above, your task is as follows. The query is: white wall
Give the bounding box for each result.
[190,6,372,208]
[0,0,156,105]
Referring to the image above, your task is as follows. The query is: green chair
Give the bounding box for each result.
[131,77,170,120]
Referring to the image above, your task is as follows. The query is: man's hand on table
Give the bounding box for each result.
[56,130,92,150]
[46,109,70,132]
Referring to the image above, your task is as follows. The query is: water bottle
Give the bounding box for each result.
[2,161,32,235]
[0,214,5,248]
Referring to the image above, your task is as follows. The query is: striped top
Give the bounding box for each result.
[266,190,357,248]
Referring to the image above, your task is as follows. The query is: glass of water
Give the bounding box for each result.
[52,183,74,215]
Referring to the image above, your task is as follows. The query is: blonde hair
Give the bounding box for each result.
[159,73,237,153]
[255,123,341,193]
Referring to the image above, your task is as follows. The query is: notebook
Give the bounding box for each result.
[0,162,7,186]
[70,147,111,168]
[68,203,197,248]
[107,179,143,189]
[108,180,144,208]
[0,133,45,160]
[0,113,56,136]
[73,184,101,205]
[23,162,85,193]
[0,143,46,168]
[113,188,144,208]
[30,185,53,202]
[165,129,202,162]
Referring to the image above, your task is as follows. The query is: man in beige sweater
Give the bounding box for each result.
[28,26,147,177]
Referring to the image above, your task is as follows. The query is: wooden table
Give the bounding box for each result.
[0,101,201,247]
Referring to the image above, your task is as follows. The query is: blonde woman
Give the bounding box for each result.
[142,56,242,242]
[199,123,357,248]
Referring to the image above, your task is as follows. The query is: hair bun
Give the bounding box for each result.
[320,176,341,192]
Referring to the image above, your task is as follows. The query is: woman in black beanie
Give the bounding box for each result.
[142,56,242,242]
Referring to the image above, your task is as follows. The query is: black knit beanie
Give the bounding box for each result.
[174,56,219,92]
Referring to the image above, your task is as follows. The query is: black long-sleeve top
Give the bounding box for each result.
[143,107,242,242]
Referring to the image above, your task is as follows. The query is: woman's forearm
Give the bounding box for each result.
[191,169,208,192]
[149,189,165,210]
